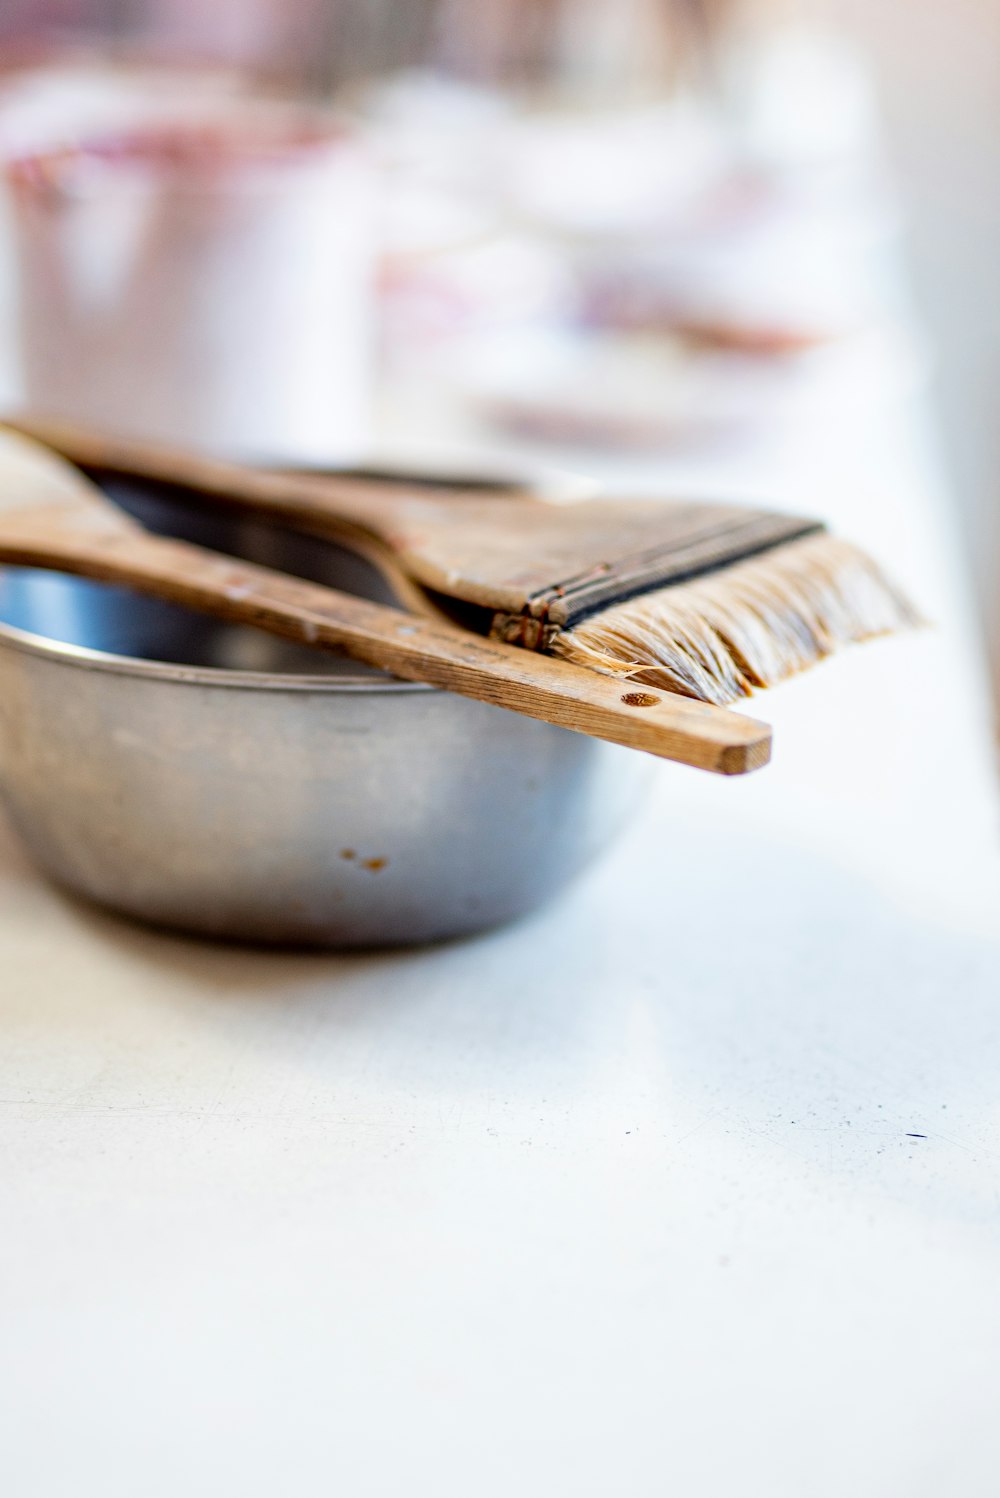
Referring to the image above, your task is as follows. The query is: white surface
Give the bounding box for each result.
[3,357,1000,1498]
[3,211,1000,1498]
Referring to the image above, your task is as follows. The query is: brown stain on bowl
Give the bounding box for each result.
[340,848,387,871]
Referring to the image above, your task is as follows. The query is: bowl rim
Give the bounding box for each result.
[0,615,432,694]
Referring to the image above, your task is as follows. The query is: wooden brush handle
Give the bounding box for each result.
[16,521,770,775]
[4,416,820,625]
[4,413,483,538]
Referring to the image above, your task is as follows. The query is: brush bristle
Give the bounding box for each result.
[549,532,920,705]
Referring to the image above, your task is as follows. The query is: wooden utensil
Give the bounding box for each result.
[0,427,770,774]
[6,412,917,708]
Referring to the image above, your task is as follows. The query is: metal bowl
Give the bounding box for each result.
[0,478,652,946]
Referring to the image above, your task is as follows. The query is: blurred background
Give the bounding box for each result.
[0,0,997,717]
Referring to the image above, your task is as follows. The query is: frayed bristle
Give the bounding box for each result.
[549,532,920,705]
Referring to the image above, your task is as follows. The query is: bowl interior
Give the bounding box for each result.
[0,474,401,677]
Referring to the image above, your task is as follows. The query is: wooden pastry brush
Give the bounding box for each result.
[0,427,773,775]
[7,415,919,707]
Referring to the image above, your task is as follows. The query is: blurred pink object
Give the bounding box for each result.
[0,2,94,47]
[5,102,376,461]
[0,0,331,81]
[134,0,331,80]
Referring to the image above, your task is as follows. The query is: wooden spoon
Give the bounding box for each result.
[0,428,770,774]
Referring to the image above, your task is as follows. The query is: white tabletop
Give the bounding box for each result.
[3,316,1000,1495]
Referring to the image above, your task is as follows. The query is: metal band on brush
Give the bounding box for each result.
[490,516,825,649]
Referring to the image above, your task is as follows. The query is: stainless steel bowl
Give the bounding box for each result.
[0,479,652,946]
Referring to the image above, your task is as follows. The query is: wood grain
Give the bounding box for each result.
[0,431,772,774]
[4,415,820,624]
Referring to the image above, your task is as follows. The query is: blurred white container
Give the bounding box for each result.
[0,55,251,156]
[4,102,376,463]
[0,56,258,406]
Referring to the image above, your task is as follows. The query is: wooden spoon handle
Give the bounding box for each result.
[21,524,771,775]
